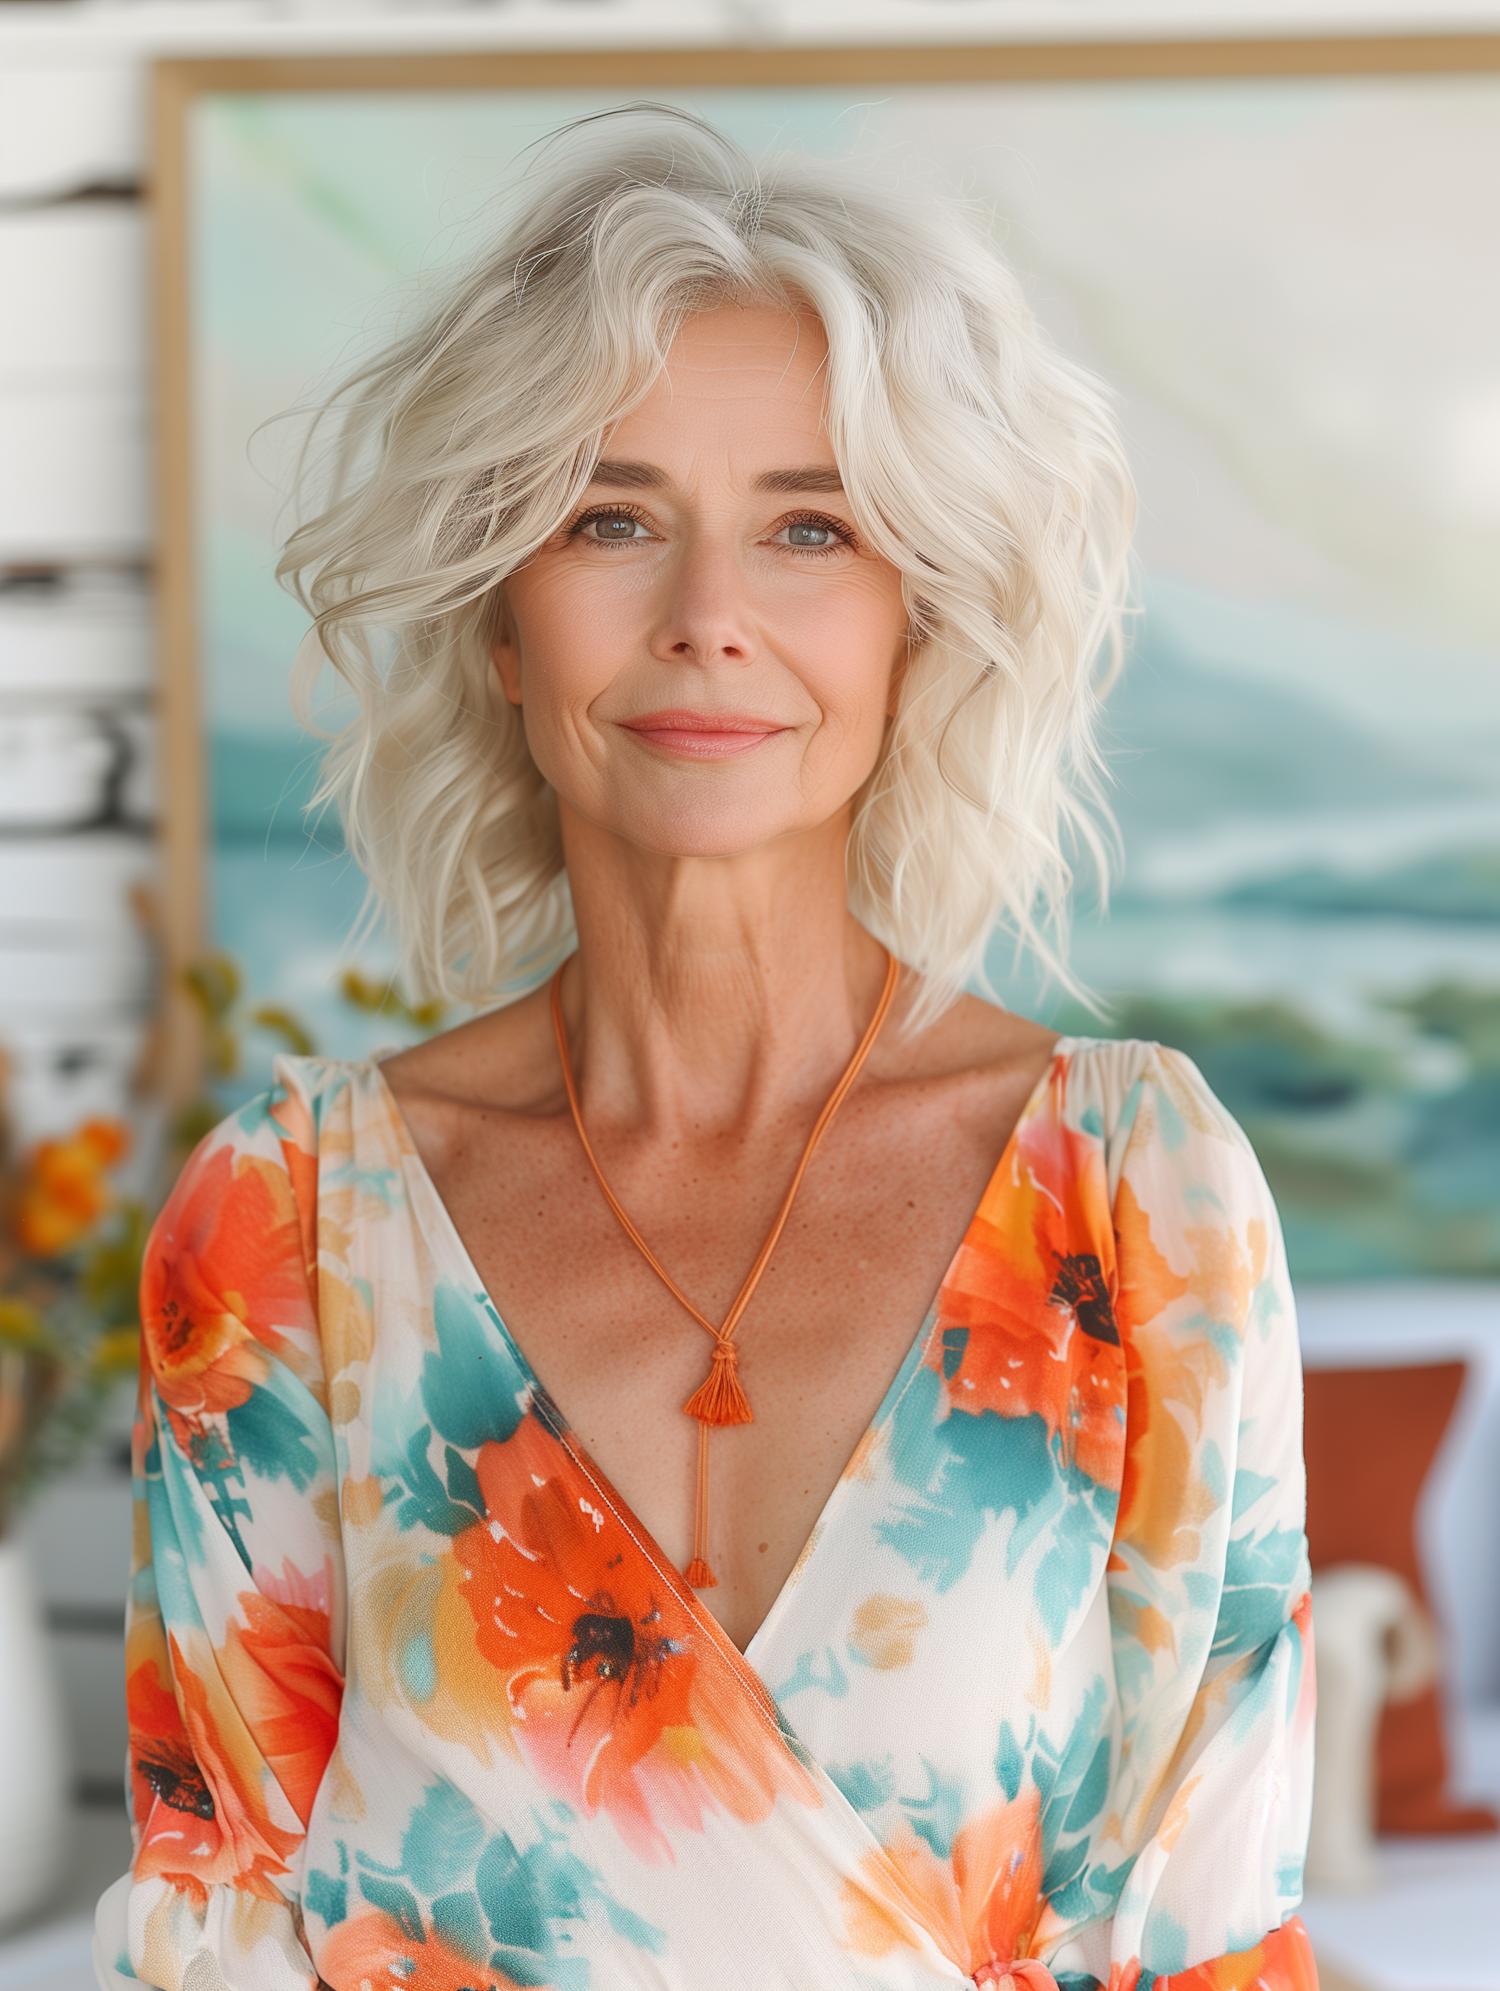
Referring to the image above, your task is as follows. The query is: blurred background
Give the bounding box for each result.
[0,2,1497,1988]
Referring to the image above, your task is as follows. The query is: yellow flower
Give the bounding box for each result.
[0,1295,49,1351]
[91,1326,142,1378]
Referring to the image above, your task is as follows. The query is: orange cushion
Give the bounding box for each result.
[1303,1361,1497,1836]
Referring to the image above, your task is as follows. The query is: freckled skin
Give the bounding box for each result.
[384,304,1057,1651]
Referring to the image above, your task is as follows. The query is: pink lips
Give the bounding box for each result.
[620,710,785,759]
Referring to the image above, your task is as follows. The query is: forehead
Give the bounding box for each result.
[606,302,833,463]
[667,300,826,374]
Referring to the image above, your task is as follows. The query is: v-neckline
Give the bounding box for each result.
[366,1043,1077,1660]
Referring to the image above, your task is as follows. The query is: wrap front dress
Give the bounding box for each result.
[96,1037,1318,1991]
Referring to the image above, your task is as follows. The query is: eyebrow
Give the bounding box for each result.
[588,459,666,490]
[588,459,845,496]
[754,466,845,495]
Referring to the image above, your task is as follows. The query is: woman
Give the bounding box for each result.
[97,108,1315,1991]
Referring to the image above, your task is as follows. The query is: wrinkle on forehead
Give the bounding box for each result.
[600,301,838,479]
[664,302,830,412]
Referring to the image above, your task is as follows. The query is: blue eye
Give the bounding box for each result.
[785,522,833,547]
[586,514,644,540]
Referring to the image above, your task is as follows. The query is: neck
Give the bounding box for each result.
[556,801,893,1138]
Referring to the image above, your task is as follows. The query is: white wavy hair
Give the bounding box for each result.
[279,104,1134,1022]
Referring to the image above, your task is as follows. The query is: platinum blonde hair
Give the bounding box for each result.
[280,104,1134,1022]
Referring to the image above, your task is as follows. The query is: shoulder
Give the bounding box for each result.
[1054,1039,1291,1356]
[884,984,1058,1105]
[901,995,1252,1158]
[1056,1034,1278,1241]
[151,1053,406,1291]
[379,985,556,1111]
[1054,1034,1256,1160]
[376,986,561,1185]
[141,1058,375,1409]
[164,1055,371,1198]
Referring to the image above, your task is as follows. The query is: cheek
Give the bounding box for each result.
[792,589,906,737]
[505,571,633,713]
[513,672,601,802]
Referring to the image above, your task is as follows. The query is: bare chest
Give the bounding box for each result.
[399,1074,1037,1647]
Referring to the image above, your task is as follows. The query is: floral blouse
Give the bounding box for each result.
[95,1039,1317,1991]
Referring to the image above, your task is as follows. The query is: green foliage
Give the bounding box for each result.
[171,1096,224,1154]
[0,1197,146,1531]
[339,969,447,1036]
[182,954,243,1079]
[249,1005,316,1058]
[175,954,445,1154]
[176,954,314,1155]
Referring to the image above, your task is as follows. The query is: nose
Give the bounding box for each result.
[647,532,759,669]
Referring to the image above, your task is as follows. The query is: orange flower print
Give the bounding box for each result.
[127,1638,218,1891]
[13,1117,127,1256]
[127,1627,301,1908]
[1179,1917,1318,1991]
[141,1139,316,1438]
[317,1908,546,1991]
[453,1413,811,1861]
[1113,1180,1223,1570]
[217,1560,344,1826]
[1109,1916,1318,1991]
[954,1793,1046,1972]
[933,1058,1126,1489]
[843,1791,1045,1975]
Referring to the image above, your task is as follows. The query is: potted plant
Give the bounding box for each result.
[0,1048,143,1929]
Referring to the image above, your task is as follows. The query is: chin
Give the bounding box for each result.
[588,786,825,862]
[620,814,804,862]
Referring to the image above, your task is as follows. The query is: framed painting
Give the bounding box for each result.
[151,34,1500,1280]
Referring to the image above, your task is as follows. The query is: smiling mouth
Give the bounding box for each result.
[620,711,787,759]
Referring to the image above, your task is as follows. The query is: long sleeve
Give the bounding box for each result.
[1056,1044,1316,1991]
[97,1078,346,1991]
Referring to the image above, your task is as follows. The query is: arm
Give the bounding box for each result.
[95,1077,345,1991]
[1053,1045,1316,1991]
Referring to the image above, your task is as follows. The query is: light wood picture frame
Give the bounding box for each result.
[151,34,1500,1278]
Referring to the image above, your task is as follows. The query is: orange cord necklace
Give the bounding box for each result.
[550,950,899,1590]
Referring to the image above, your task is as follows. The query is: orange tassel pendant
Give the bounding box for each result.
[549,951,899,1600]
[683,1339,754,1428]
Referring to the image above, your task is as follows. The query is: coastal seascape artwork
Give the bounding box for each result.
[188,70,1500,1280]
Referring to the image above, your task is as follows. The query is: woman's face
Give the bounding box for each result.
[493,303,909,861]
